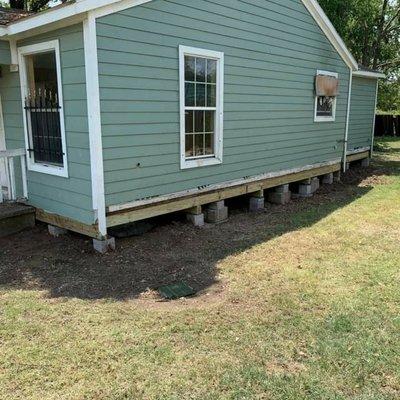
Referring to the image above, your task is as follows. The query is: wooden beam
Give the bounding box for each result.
[107,163,341,227]
[35,208,102,239]
[347,151,370,163]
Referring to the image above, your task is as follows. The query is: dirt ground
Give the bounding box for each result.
[0,162,390,305]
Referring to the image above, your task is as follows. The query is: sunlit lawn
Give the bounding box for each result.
[1,138,399,399]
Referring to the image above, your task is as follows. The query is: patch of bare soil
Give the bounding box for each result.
[0,163,387,306]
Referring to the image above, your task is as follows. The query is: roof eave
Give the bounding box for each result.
[353,70,386,79]
[301,0,358,70]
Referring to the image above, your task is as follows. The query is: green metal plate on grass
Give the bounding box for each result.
[158,282,196,300]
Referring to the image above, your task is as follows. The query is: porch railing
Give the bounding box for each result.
[0,149,28,204]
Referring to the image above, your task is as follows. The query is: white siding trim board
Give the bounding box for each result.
[17,39,69,178]
[83,13,107,237]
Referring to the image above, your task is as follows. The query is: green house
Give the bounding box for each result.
[0,0,384,251]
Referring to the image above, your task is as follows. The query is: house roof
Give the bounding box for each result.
[0,0,382,75]
[0,7,33,25]
[353,65,386,79]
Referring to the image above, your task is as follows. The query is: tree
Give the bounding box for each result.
[318,0,400,112]
[9,0,69,12]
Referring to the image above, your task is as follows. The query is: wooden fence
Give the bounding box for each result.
[375,114,399,137]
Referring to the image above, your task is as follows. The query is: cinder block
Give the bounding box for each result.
[333,171,341,182]
[205,201,228,223]
[48,225,68,237]
[297,177,319,198]
[360,158,370,167]
[249,196,265,212]
[311,177,320,192]
[93,236,116,254]
[275,184,290,194]
[209,200,226,211]
[187,213,205,227]
[322,173,334,185]
[346,162,351,171]
[297,184,313,197]
[267,191,291,205]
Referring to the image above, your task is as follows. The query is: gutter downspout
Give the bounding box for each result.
[343,67,353,172]
[370,80,379,158]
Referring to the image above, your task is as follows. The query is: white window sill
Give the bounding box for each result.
[314,117,336,123]
[28,162,69,178]
[181,157,222,170]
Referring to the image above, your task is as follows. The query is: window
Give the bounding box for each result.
[179,46,224,169]
[18,40,68,177]
[314,70,339,122]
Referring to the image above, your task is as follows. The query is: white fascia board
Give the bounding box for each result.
[353,70,386,79]
[301,0,358,70]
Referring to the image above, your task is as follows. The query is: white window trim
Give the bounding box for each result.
[179,45,224,170]
[18,39,68,178]
[314,70,338,123]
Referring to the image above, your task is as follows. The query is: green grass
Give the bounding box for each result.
[1,138,400,400]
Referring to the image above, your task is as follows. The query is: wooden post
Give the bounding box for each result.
[8,157,16,200]
[20,155,28,199]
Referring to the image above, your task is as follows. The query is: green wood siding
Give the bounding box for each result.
[348,76,377,152]
[97,0,350,207]
[0,41,11,65]
[0,24,94,225]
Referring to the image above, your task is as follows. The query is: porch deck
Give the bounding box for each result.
[0,203,35,237]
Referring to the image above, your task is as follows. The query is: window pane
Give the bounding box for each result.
[204,111,215,132]
[25,50,63,166]
[206,84,216,107]
[196,57,206,82]
[204,133,214,155]
[185,82,195,107]
[207,59,217,83]
[185,134,194,157]
[185,56,195,82]
[195,134,204,156]
[185,110,194,133]
[196,83,206,107]
[317,96,334,117]
[194,110,204,133]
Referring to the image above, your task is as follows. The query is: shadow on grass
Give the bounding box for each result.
[0,159,397,301]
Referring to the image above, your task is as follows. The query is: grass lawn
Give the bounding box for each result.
[1,137,399,400]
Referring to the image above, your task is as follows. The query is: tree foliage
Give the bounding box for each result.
[9,0,68,12]
[318,0,400,112]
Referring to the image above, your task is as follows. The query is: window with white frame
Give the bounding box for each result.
[18,40,68,177]
[314,70,339,122]
[179,46,224,169]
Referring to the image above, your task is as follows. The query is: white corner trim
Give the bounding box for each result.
[343,67,353,171]
[83,14,107,237]
[179,45,224,170]
[370,80,379,158]
[9,40,18,72]
[18,39,69,178]
[353,70,386,79]
[301,0,358,70]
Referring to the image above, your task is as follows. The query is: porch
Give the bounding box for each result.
[0,148,34,236]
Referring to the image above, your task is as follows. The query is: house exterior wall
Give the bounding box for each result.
[97,0,350,208]
[0,40,11,65]
[348,76,377,153]
[0,24,94,225]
